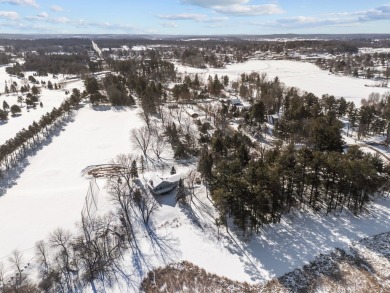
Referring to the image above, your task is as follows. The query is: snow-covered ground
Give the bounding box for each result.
[0,80,83,145]
[359,47,390,54]
[0,105,143,264]
[0,62,84,145]
[1,101,389,292]
[176,60,390,106]
[116,187,390,286]
[1,59,390,291]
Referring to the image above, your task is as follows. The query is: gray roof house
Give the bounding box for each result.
[147,174,182,195]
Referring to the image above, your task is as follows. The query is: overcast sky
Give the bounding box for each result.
[0,0,389,35]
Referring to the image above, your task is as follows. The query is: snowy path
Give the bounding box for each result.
[92,41,103,59]
[355,142,390,162]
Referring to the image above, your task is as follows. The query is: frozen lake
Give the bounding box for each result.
[177,60,390,106]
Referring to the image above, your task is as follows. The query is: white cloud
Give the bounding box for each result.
[263,4,390,29]
[161,21,178,28]
[157,13,228,23]
[180,0,283,16]
[0,13,147,33]
[157,13,207,22]
[52,16,69,24]
[0,0,39,8]
[203,16,228,23]
[37,11,48,18]
[181,0,249,7]
[0,10,19,20]
[357,5,390,22]
[72,19,138,32]
[274,16,353,27]
[213,4,283,16]
[50,5,63,12]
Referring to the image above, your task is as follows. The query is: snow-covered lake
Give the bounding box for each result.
[177,60,390,107]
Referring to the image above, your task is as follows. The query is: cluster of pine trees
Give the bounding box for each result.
[84,74,136,107]
[198,131,390,236]
[0,52,10,65]
[120,58,175,113]
[111,54,176,83]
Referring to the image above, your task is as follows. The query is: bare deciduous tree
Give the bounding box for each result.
[150,133,168,161]
[185,170,198,204]
[75,214,123,293]
[173,106,184,125]
[107,177,134,246]
[138,111,152,130]
[8,249,25,288]
[130,126,152,158]
[133,187,159,225]
[0,261,5,288]
[49,227,77,291]
[111,154,136,190]
[160,107,170,128]
[35,240,51,274]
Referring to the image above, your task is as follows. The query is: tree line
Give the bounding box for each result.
[7,53,90,76]
[0,89,81,178]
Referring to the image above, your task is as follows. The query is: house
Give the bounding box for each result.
[186,108,199,118]
[230,98,242,106]
[267,114,280,125]
[147,174,182,195]
[168,104,179,109]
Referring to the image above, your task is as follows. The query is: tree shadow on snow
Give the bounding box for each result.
[0,113,76,197]
[91,104,111,111]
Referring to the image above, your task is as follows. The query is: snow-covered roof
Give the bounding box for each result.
[147,173,182,189]
[186,109,199,117]
[231,98,242,105]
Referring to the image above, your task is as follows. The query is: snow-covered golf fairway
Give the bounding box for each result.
[0,105,143,261]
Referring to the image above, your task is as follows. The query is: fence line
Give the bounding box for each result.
[81,177,100,222]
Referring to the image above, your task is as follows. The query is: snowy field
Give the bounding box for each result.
[1,58,389,290]
[0,87,68,145]
[121,188,390,285]
[0,105,143,264]
[0,64,83,145]
[177,60,390,106]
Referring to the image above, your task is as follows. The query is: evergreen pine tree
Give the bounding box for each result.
[130,160,138,179]
[3,100,9,111]
[140,155,145,173]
